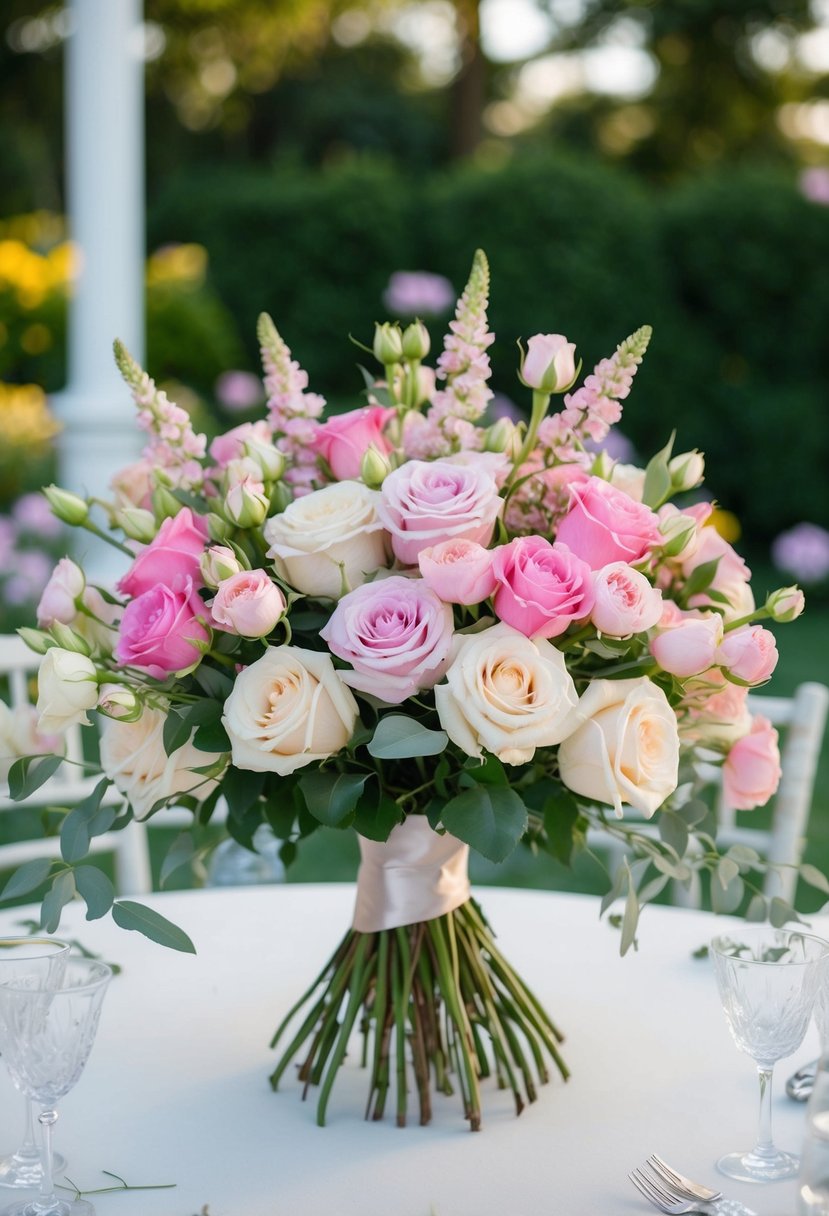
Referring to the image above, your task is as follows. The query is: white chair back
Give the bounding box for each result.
[0,634,152,895]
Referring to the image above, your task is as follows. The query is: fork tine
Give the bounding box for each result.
[629,1167,685,1213]
[629,1169,667,1212]
[635,1167,680,1206]
[647,1154,722,1202]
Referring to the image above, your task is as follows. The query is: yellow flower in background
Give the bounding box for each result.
[709,507,741,544]
[0,382,61,448]
[0,238,73,309]
[146,243,207,288]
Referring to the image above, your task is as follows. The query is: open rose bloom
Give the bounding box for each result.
[8,249,815,1133]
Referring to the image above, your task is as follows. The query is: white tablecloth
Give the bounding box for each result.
[0,885,819,1216]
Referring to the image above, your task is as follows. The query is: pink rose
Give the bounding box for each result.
[590,563,663,637]
[492,537,594,639]
[717,625,779,685]
[682,527,754,621]
[722,714,782,810]
[649,612,723,678]
[115,575,210,678]
[210,570,286,638]
[36,557,85,627]
[418,539,497,605]
[118,508,208,599]
[320,575,454,704]
[520,333,577,392]
[110,459,154,510]
[312,406,395,481]
[555,477,661,570]
[681,674,751,747]
[377,459,502,567]
[209,420,273,468]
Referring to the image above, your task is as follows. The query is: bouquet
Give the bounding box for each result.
[2,250,813,1130]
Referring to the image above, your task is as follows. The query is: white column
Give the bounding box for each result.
[55,0,145,579]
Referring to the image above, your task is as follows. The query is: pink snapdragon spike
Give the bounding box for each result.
[113,339,207,492]
[258,312,325,496]
[404,249,494,460]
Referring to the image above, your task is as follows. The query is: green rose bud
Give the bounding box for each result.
[43,484,89,526]
[373,321,403,365]
[401,320,430,361]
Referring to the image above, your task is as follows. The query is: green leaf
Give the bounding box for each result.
[658,810,689,860]
[460,753,509,787]
[746,894,767,922]
[112,900,196,953]
[159,832,200,887]
[192,663,235,700]
[162,709,192,757]
[681,558,721,602]
[717,856,741,889]
[353,788,404,842]
[800,864,829,896]
[299,771,369,827]
[8,754,64,801]
[59,779,112,863]
[769,897,805,929]
[440,786,528,863]
[620,865,640,955]
[192,719,231,753]
[542,790,581,866]
[1,857,54,902]
[636,873,670,904]
[711,872,744,914]
[367,715,448,760]
[222,766,265,821]
[674,798,711,828]
[642,433,675,508]
[73,866,115,920]
[40,871,76,933]
[279,839,298,868]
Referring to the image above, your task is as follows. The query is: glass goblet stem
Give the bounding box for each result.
[754,1066,776,1162]
[36,1109,59,1212]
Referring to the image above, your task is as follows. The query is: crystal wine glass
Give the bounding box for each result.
[0,958,112,1216]
[0,938,70,1191]
[712,927,829,1183]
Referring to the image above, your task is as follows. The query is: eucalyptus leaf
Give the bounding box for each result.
[299,771,368,827]
[746,894,767,922]
[800,863,829,896]
[658,810,689,859]
[40,871,76,934]
[620,868,639,955]
[367,715,448,760]
[440,786,527,863]
[1,857,53,902]
[542,791,581,866]
[73,865,115,920]
[711,872,744,914]
[112,900,196,953]
[717,856,741,890]
[159,832,200,887]
[8,754,64,801]
[769,897,804,929]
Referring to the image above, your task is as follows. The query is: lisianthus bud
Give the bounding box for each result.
[243,436,285,482]
[201,544,245,589]
[49,621,93,656]
[765,585,806,623]
[401,320,430,361]
[224,475,269,528]
[483,417,516,454]
[206,512,233,542]
[519,334,578,393]
[151,483,181,522]
[669,450,705,493]
[43,485,89,526]
[373,321,403,365]
[360,445,392,489]
[658,512,698,558]
[97,683,141,722]
[117,507,157,543]
[17,626,54,655]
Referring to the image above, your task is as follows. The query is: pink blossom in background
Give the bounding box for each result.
[771,521,829,584]
[12,492,64,539]
[383,271,455,316]
[418,538,498,605]
[723,715,782,810]
[312,406,395,481]
[214,370,264,412]
[0,518,17,565]
[110,459,154,511]
[492,537,595,639]
[116,575,210,678]
[118,507,208,598]
[799,167,829,206]
[556,476,661,570]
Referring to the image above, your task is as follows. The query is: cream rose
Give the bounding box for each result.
[99,705,226,820]
[557,677,680,818]
[221,646,359,776]
[264,481,388,599]
[434,622,579,766]
[0,703,63,783]
[36,648,99,734]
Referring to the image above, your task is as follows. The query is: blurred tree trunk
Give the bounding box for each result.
[449,0,485,160]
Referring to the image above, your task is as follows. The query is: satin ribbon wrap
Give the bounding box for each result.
[352,815,471,933]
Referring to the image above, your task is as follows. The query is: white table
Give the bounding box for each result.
[0,885,820,1216]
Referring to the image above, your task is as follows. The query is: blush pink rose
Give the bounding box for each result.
[110,459,154,510]
[118,508,208,599]
[418,539,498,605]
[312,406,395,481]
[590,563,663,637]
[209,420,273,468]
[555,477,661,570]
[210,570,286,638]
[722,714,782,810]
[36,557,85,627]
[492,537,594,639]
[520,333,577,392]
[377,459,502,567]
[682,527,754,621]
[320,575,454,704]
[649,612,723,678]
[717,625,779,685]
[115,575,210,679]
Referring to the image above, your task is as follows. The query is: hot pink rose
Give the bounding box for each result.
[649,612,723,678]
[320,575,454,703]
[717,625,779,685]
[115,575,210,679]
[209,420,273,468]
[418,539,497,605]
[312,406,395,481]
[118,508,208,598]
[722,715,782,810]
[555,477,661,570]
[377,459,502,567]
[590,563,663,637]
[37,557,85,627]
[210,570,286,638]
[492,537,594,639]
[682,527,754,621]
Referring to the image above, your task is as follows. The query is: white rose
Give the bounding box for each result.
[434,622,579,766]
[222,646,359,776]
[99,705,226,820]
[558,676,679,818]
[36,648,99,734]
[0,703,64,783]
[264,481,388,599]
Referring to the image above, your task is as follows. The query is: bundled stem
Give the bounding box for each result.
[269,899,567,1131]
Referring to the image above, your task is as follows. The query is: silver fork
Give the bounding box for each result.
[628,1166,757,1216]
[646,1155,722,1203]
